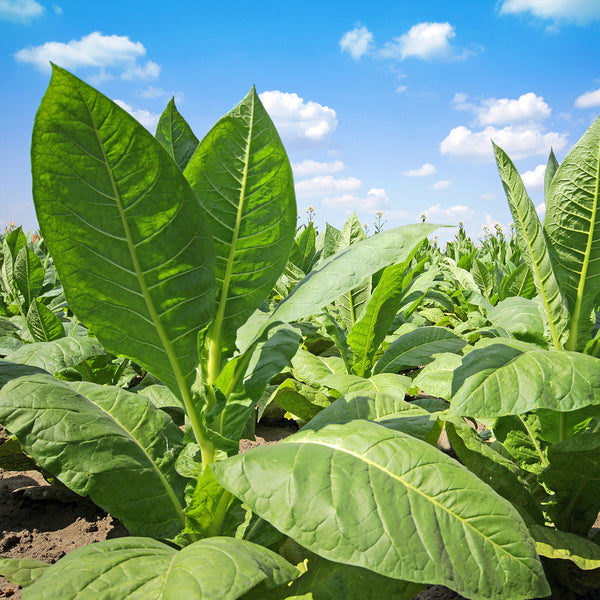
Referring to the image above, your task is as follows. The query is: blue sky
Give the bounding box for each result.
[2,0,600,242]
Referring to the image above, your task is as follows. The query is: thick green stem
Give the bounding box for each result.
[558,412,567,444]
[206,490,233,537]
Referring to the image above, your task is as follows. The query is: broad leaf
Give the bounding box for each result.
[292,349,347,386]
[14,245,44,313]
[532,525,600,570]
[487,297,546,346]
[0,558,49,588]
[26,299,65,342]
[22,537,297,600]
[541,431,600,535]
[303,391,440,443]
[544,148,560,201]
[374,326,467,374]
[347,263,407,377]
[545,115,600,350]
[213,420,549,599]
[445,419,544,525]
[184,86,296,361]
[31,65,216,400]
[155,97,199,171]
[412,352,463,400]
[499,262,536,300]
[271,224,438,326]
[450,340,600,417]
[288,556,424,600]
[5,336,106,374]
[320,372,411,398]
[493,142,568,349]
[0,374,187,537]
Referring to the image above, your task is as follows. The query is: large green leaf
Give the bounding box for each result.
[499,262,536,301]
[288,556,424,600]
[449,340,600,418]
[213,420,549,599]
[31,65,216,400]
[541,431,600,535]
[14,245,45,313]
[26,299,65,342]
[271,224,438,326]
[320,372,411,398]
[304,391,440,443]
[487,297,546,346]
[544,149,560,201]
[493,142,568,349]
[531,525,600,570]
[0,374,187,537]
[412,352,463,400]
[445,419,544,525]
[347,263,407,377]
[332,214,370,331]
[374,326,467,375]
[184,86,296,362]
[545,115,600,350]
[0,558,49,588]
[4,336,105,374]
[155,97,199,171]
[21,537,297,600]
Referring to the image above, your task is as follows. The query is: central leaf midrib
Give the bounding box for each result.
[567,150,600,350]
[212,95,256,348]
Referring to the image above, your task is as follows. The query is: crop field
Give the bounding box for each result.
[0,66,600,600]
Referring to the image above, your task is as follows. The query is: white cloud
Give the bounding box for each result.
[380,22,463,61]
[15,32,159,81]
[521,164,546,188]
[402,163,437,177]
[477,93,551,126]
[575,88,600,108]
[440,124,567,160]
[295,175,361,197]
[114,100,159,131]
[0,0,44,22]
[322,187,390,211]
[396,85,408,94]
[259,91,337,143]
[53,4,62,15]
[121,60,160,81]
[442,93,567,160]
[339,25,374,60]
[431,180,452,190]
[536,202,546,217]
[423,203,474,223]
[292,160,345,177]
[499,0,600,24]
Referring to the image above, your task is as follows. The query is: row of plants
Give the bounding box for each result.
[0,65,599,599]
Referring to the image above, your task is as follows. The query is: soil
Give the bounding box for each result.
[1,422,599,600]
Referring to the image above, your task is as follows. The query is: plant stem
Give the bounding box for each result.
[559,412,567,443]
[206,490,233,537]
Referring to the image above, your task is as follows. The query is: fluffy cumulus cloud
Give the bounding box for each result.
[340,22,472,64]
[575,88,600,108]
[422,203,474,223]
[380,22,459,61]
[295,175,361,198]
[339,25,374,60]
[441,92,568,160]
[0,0,43,22]
[430,180,452,190]
[402,163,437,177]
[322,188,391,211]
[476,93,551,126]
[292,160,345,177]
[15,32,160,81]
[521,164,546,188]
[114,100,159,131]
[259,91,337,144]
[499,0,600,24]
